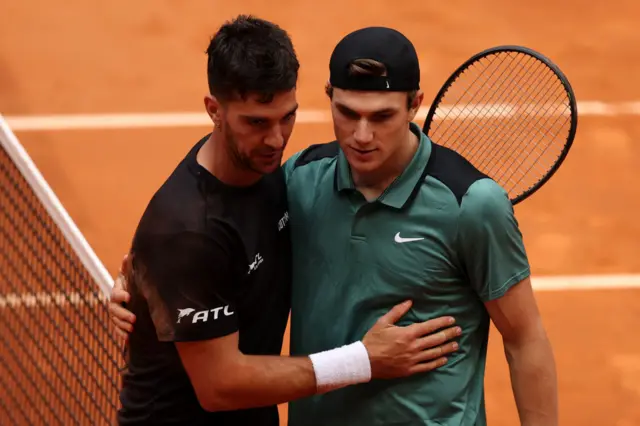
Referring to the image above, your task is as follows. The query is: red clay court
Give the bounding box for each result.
[1,1,639,425]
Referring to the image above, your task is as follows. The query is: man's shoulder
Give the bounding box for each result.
[139,172,204,230]
[132,135,225,243]
[282,141,340,186]
[425,143,492,206]
[291,141,340,167]
[460,178,513,221]
[284,141,339,170]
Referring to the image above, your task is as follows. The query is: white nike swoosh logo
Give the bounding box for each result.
[394,232,424,243]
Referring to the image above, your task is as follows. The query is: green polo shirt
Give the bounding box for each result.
[282,122,530,426]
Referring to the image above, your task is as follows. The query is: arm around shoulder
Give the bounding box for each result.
[137,213,459,411]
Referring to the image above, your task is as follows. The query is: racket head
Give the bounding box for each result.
[422,45,578,205]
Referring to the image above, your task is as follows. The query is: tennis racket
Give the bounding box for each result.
[422,45,578,205]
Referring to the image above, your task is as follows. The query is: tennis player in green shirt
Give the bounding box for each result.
[281,26,557,426]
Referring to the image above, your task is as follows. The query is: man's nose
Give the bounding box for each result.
[353,119,373,144]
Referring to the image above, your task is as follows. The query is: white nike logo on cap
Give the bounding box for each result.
[394,232,424,243]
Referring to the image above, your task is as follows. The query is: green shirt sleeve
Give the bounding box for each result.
[456,178,531,302]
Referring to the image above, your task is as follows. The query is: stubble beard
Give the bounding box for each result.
[223,124,264,175]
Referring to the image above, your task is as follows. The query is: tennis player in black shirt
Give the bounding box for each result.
[112,15,461,426]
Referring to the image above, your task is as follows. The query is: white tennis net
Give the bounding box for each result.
[0,114,122,425]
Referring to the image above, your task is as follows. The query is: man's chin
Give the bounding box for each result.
[345,152,381,174]
[251,156,283,175]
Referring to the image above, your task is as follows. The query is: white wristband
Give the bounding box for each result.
[308,341,372,393]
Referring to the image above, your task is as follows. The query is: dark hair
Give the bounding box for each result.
[206,15,300,103]
[325,58,417,109]
[347,58,389,77]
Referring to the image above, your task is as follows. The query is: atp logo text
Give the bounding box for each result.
[176,305,234,324]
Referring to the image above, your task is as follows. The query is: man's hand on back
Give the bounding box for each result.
[108,254,135,340]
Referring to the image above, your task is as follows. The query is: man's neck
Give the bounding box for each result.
[352,129,419,202]
[196,130,262,187]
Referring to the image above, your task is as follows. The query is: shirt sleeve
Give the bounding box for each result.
[131,228,240,342]
[456,178,531,302]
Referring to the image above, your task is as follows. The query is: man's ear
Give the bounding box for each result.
[324,81,333,100]
[204,94,221,128]
[408,90,424,123]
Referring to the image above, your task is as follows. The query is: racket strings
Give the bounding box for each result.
[432,52,505,125]
[426,50,573,200]
[499,88,569,170]
[480,88,567,194]
[503,99,572,191]
[473,60,563,179]
[450,55,544,154]
[456,54,548,166]
[432,53,524,145]
[433,54,541,162]
[498,110,566,192]
[432,57,542,186]
[488,76,570,187]
[431,55,509,138]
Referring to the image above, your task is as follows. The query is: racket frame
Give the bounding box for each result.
[422,45,578,205]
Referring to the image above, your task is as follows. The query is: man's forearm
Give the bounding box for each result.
[214,354,318,411]
[504,335,558,426]
[204,341,371,412]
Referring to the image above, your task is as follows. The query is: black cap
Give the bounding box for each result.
[329,26,420,92]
